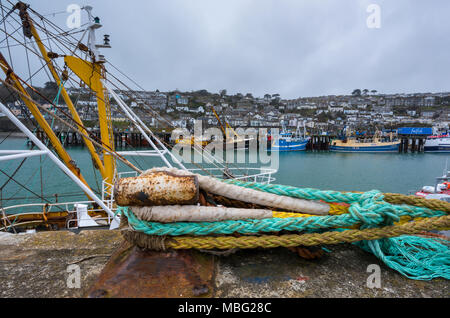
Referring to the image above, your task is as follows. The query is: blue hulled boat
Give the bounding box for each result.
[271,121,310,152]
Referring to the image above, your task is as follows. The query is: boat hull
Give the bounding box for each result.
[271,138,309,152]
[330,144,400,152]
[424,137,450,153]
[424,146,450,153]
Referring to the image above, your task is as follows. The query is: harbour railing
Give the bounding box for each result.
[187,167,276,184]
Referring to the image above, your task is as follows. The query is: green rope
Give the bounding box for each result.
[356,236,450,280]
[47,81,64,146]
[121,204,445,236]
[222,179,364,203]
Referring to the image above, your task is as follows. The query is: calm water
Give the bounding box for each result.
[1,137,449,210]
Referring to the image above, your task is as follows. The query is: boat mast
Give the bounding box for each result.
[14,2,107,179]
[211,105,227,136]
[63,6,116,187]
[1,2,119,195]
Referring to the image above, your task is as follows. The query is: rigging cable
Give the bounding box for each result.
[0,168,52,204]
[2,4,241,179]
[0,0,13,68]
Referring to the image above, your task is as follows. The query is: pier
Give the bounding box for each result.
[32,130,172,149]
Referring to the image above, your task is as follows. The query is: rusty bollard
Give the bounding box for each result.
[114,171,199,206]
[87,241,215,298]
[88,171,214,298]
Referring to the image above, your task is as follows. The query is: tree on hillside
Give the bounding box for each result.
[352,89,361,96]
[363,89,369,95]
[44,81,58,91]
[371,90,377,95]
[317,111,330,122]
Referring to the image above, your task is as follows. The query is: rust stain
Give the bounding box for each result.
[287,246,324,260]
[86,241,215,298]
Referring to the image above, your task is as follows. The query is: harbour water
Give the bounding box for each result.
[1,137,449,210]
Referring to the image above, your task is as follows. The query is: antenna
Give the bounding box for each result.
[83,5,111,62]
[445,158,448,177]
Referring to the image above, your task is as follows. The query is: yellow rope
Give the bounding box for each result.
[273,203,349,218]
[161,215,450,250]
[384,193,450,213]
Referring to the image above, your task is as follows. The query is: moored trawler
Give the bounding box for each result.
[271,121,310,152]
[271,132,309,151]
[424,134,450,153]
[330,139,401,152]
[0,2,276,233]
[175,135,210,146]
[1,2,450,295]
[330,130,400,152]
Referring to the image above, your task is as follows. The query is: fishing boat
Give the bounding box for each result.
[174,135,211,147]
[415,161,450,201]
[0,2,276,233]
[210,105,254,150]
[424,134,450,153]
[330,129,400,152]
[271,121,310,151]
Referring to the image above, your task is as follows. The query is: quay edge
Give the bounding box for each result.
[0,230,448,298]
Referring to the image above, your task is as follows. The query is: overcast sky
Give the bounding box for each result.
[6,0,450,99]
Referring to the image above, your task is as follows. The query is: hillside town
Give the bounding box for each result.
[1,83,449,134]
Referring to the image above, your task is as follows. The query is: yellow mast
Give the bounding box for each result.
[210,105,240,140]
[210,105,226,136]
[23,9,107,178]
[64,56,116,186]
[4,2,115,193]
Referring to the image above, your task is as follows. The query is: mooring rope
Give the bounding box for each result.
[120,204,445,236]
[160,216,450,250]
[223,179,450,213]
[384,193,450,213]
[118,173,450,281]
